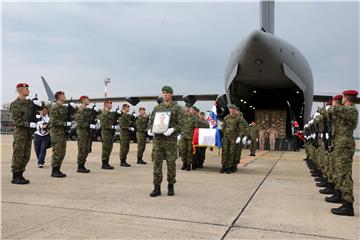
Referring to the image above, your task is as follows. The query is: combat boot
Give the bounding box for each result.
[181,162,187,170]
[198,161,204,169]
[315,176,326,182]
[137,158,147,164]
[19,172,30,184]
[186,164,191,171]
[102,160,114,170]
[11,172,29,184]
[51,167,66,178]
[311,170,321,177]
[231,166,237,173]
[77,164,90,173]
[168,184,174,196]
[331,200,354,216]
[219,167,225,174]
[316,181,329,188]
[325,190,342,203]
[319,183,335,194]
[120,160,131,167]
[225,167,232,174]
[150,185,161,197]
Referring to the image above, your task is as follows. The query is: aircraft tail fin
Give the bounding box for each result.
[260,0,275,34]
[41,76,56,101]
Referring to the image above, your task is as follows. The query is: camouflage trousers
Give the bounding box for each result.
[50,129,67,168]
[221,137,237,168]
[334,145,355,203]
[179,138,193,164]
[317,143,326,172]
[152,139,177,185]
[77,129,92,165]
[11,128,32,173]
[136,131,147,160]
[233,143,243,166]
[119,131,130,161]
[250,139,257,155]
[326,152,336,183]
[102,129,114,161]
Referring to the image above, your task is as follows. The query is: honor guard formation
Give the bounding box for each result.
[9,83,358,216]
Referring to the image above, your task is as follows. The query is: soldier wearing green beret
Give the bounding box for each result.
[179,103,196,171]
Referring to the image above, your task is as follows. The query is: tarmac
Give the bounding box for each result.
[1,134,359,240]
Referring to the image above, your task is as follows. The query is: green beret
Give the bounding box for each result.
[161,86,173,94]
[192,106,200,112]
[185,103,192,107]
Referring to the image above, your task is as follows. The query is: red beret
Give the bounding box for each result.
[16,83,29,88]
[332,95,343,100]
[343,90,358,96]
[104,99,112,104]
[79,95,89,101]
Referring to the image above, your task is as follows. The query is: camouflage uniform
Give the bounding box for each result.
[179,113,196,165]
[119,112,132,162]
[50,103,68,168]
[10,98,33,173]
[101,110,116,162]
[331,105,358,203]
[149,101,183,185]
[234,114,249,167]
[221,114,240,169]
[136,115,149,161]
[75,107,93,166]
[249,124,259,156]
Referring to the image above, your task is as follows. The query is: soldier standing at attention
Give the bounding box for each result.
[266,124,278,151]
[249,121,259,156]
[259,123,266,151]
[148,86,183,197]
[136,107,148,164]
[10,83,42,184]
[330,90,358,216]
[179,103,196,171]
[190,106,202,170]
[50,91,76,178]
[198,111,209,168]
[100,99,116,169]
[221,104,240,174]
[119,103,132,167]
[75,95,97,173]
[233,109,248,172]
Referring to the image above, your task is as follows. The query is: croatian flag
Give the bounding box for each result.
[192,128,222,149]
[206,104,218,128]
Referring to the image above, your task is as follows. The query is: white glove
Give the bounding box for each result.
[147,129,153,136]
[90,124,96,129]
[112,125,119,130]
[116,109,121,114]
[304,124,308,128]
[256,138,259,142]
[326,106,331,111]
[129,127,135,131]
[32,99,42,107]
[65,121,72,127]
[69,102,77,109]
[93,106,99,112]
[325,133,329,140]
[235,137,241,144]
[247,140,251,145]
[314,112,320,118]
[29,122,37,128]
[320,133,323,138]
[177,135,181,141]
[163,128,175,136]
[242,136,247,145]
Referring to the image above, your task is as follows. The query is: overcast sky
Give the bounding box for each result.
[2,1,359,111]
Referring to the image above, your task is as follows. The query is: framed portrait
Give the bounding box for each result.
[152,111,171,134]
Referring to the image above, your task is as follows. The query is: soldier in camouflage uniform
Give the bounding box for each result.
[10,83,42,184]
[220,104,240,174]
[50,91,76,178]
[119,103,132,167]
[233,109,249,172]
[136,107,148,164]
[249,121,259,156]
[100,99,117,169]
[75,95,97,173]
[148,86,183,197]
[198,111,210,168]
[329,90,358,216]
[179,103,196,171]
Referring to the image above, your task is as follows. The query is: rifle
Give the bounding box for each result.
[65,98,77,135]
[30,94,42,133]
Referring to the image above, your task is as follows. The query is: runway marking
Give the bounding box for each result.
[220,151,284,240]
[235,225,351,240]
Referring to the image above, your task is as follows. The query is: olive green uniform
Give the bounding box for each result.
[179,113,196,165]
[75,107,93,165]
[101,110,117,162]
[119,112,132,161]
[136,115,149,160]
[249,125,259,156]
[221,115,240,169]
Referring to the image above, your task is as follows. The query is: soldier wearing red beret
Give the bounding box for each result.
[327,90,358,216]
